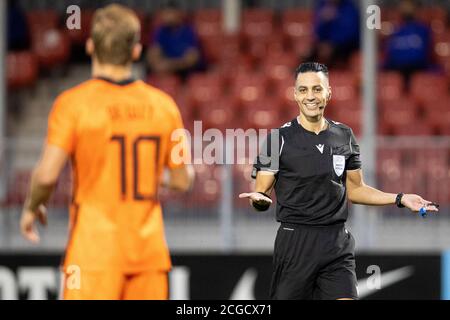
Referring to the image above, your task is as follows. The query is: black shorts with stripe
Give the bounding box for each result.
[270,222,358,300]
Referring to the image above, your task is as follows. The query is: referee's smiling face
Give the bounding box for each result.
[294,72,331,121]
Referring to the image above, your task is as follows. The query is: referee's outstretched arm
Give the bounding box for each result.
[346,168,439,213]
[239,171,275,211]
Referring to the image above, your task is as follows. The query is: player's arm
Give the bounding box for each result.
[239,171,276,211]
[148,46,199,73]
[346,168,439,213]
[20,145,69,243]
[167,48,200,71]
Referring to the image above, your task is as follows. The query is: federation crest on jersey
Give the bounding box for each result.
[333,155,345,177]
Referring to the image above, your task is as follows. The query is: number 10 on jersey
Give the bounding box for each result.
[111,134,160,201]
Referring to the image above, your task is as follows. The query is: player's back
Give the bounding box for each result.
[48,78,184,272]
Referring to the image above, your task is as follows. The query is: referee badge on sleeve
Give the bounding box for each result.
[333,155,345,177]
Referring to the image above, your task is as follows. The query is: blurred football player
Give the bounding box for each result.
[20,4,194,300]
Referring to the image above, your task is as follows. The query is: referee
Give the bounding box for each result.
[239,62,439,300]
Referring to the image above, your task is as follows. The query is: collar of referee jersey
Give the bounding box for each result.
[295,116,331,136]
[95,77,137,86]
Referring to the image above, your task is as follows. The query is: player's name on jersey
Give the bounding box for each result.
[108,103,154,121]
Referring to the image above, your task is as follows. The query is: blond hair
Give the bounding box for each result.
[91,4,141,65]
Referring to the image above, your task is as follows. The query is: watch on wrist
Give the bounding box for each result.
[396,193,405,208]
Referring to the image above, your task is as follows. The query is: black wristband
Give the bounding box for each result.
[396,193,405,208]
[252,192,271,212]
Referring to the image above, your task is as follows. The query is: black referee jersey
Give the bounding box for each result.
[252,117,362,226]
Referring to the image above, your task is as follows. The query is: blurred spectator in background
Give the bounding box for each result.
[7,0,30,51]
[147,0,205,80]
[307,0,360,68]
[383,0,433,86]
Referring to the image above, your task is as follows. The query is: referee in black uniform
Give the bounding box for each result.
[239,62,439,300]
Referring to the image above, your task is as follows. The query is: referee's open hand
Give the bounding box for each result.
[401,194,439,213]
[239,192,272,204]
[239,192,272,211]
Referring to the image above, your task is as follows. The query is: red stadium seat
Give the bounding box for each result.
[281,9,313,57]
[331,100,362,136]
[349,51,362,75]
[424,104,450,135]
[172,92,196,133]
[410,73,449,103]
[197,97,237,131]
[202,34,243,64]
[415,147,449,202]
[187,72,226,105]
[189,164,222,207]
[377,148,402,189]
[281,9,313,39]
[377,117,392,135]
[241,9,275,38]
[378,72,404,100]
[379,8,401,40]
[433,33,450,66]
[216,54,255,81]
[240,97,285,130]
[400,169,425,196]
[274,77,296,107]
[437,123,450,136]
[379,98,419,131]
[193,9,222,40]
[391,122,435,136]
[416,7,447,23]
[6,170,31,205]
[261,51,298,84]
[66,9,95,45]
[26,10,60,31]
[350,50,385,80]
[379,96,419,113]
[7,51,39,90]
[329,72,359,102]
[147,74,181,97]
[416,148,447,175]
[417,7,448,36]
[290,34,314,58]
[31,29,71,69]
[199,35,222,64]
[133,9,150,45]
[230,72,270,104]
[246,32,285,60]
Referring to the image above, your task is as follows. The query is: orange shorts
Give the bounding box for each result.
[61,269,169,300]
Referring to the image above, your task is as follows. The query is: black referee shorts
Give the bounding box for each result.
[270,222,357,300]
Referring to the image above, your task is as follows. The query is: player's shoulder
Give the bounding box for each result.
[142,82,181,118]
[327,119,355,136]
[141,82,178,107]
[278,119,295,131]
[52,79,97,109]
[141,81,174,100]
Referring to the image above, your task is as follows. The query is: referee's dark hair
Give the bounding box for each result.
[295,62,329,80]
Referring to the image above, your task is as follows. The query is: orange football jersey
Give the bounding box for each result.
[47,78,190,273]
